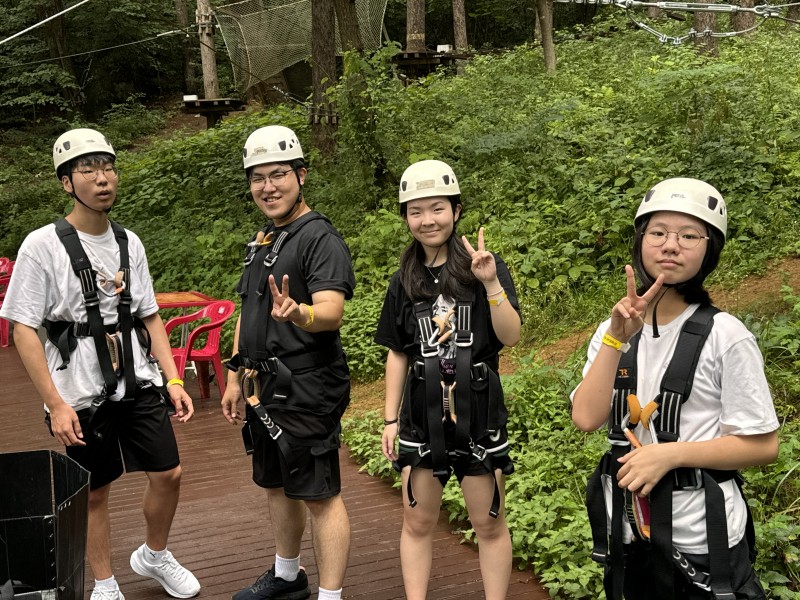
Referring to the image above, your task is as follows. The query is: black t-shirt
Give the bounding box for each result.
[236,211,355,424]
[374,253,520,373]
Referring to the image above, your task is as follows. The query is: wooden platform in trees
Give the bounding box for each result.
[0,343,549,599]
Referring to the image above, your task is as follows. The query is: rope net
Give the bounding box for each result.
[215,0,388,92]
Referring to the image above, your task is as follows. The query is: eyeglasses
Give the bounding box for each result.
[249,169,294,187]
[72,166,119,181]
[642,226,709,249]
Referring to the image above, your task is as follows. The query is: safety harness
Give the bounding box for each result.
[229,212,344,473]
[586,305,756,600]
[45,219,153,413]
[398,296,507,518]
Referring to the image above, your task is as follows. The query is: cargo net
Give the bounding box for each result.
[553,0,800,44]
[215,0,388,92]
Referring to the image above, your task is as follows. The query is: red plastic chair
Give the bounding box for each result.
[0,275,10,347]
[164,300,236,399]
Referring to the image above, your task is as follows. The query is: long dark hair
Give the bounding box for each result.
[632,214,725,307]
[399,197,475,302]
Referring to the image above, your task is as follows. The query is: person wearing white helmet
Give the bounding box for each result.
[0,128,200,600]
[375,159,522,599]
[222,125,356,600]
[572,178,779,600]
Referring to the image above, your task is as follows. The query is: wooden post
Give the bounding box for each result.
[174,0,197,94]
[407,0,425,52]
[196,0,219,100]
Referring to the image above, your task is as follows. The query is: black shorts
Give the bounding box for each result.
[46,384,180,490]
[246,412,342,501]
[614,536,766,600]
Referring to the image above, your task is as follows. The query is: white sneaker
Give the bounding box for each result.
[130,544,201,598]
[90,588,125,600]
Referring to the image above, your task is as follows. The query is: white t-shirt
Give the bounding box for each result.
[574,304,779,554]
[0,222,163,410]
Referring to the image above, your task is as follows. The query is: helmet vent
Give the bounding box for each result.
[708,196,719,211]
[279,141,287,151]
[63,142,71,151]
[443,175,450,185]
[644,189,655,202]
[401,181,408,192]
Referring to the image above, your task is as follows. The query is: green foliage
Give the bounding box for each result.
[340,289,387,383]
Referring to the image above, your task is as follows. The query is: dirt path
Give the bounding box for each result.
[349,256,800,415]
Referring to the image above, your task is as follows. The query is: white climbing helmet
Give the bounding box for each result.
[635,177,728,239]
[53,128,115,178]
[242,125,304,170]
[399,160,460,204]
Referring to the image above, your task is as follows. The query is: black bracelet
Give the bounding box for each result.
[383,418,398,426]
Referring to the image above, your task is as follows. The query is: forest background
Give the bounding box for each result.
[1,1,799,597]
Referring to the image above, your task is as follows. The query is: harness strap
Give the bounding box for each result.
[110,222,136,399]
[454,300,473,457]
[54,219,119,398]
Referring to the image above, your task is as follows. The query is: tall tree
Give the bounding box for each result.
[453,0,468,52]
[536,0,556,71]
[693,12,718,55]
[311,0,337,159]
[333,0,363,53]
[174,0,197,94]
[407,0,425,51]
[731,0,756,32]
[196,0,219,98]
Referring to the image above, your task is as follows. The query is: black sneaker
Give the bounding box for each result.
[232,566,311,600]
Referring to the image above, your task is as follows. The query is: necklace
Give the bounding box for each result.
[425,264,444,284]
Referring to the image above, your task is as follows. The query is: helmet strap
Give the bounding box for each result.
[68,175,113,215]
[649,286,671,339]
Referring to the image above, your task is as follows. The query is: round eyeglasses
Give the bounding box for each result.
[72,166,119,181]
[642,226,709,249]
[249,169,293,187]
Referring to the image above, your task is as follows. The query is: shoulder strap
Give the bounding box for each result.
[109,221,136,398]
[654,305,719,442]
[53,218,118,397]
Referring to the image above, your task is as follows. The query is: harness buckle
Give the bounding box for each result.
[420,343,439,358]
[471,362,488,381]
[471,443,488,462]
[455,332,473,347]
[264,252,278,267]
[412,361,426,379]
[417,445,431,458]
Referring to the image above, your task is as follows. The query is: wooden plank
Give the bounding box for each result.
[0,344,550,598]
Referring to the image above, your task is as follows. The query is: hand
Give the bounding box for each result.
[268,274,301,324]
[168,384,194,423]
[49,402,86,447]
[382,423,398,461]
[462,227,497,284]
[609,265,665,342]
[616,443,677,497]
[221,383,243,425]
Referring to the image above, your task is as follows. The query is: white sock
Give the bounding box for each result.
[274,554,300,582]
[94,576,118,591]
[317,587,342,600]
[143,543,167,564]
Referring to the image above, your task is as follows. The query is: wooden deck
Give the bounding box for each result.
[0,343,549,599]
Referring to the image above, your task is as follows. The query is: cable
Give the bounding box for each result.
[0,29,188,70]
[0,0,93,48]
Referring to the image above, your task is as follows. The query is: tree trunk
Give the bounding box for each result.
[693,12,718,56]
[731,0,756,31]
[333,0,363,53]
[407,0,426,52]
[311,0,337,160]
[174,0,197,94]
[788,2,800,20]
[196,0,219,99]
[35,0,81,106]
[452,0,468,52]
[536,0,557,72]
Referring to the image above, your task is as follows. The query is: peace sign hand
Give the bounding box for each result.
[268,274,300,323]
[609,265,665,341]
[461,227,496,284]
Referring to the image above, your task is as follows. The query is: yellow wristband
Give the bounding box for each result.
[602,333,630,353]
[167,378,184,388]
[298,303,314,328]
[488,291,507,306]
